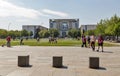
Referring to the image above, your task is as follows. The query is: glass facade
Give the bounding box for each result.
[49,19,79,37]
[61,22,68,31]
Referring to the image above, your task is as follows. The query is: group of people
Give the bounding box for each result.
[81,34,104,52]
[49,37,57,44]
[3,35,104,51]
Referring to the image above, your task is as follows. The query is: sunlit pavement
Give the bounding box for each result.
[0,46,120,76]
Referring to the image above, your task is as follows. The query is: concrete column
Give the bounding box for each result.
[89,57,99,69]
[18,55,29,67]
[53,56,63,68]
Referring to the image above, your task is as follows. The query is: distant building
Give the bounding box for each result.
[81,24,97,33]
[22,25,48,38]
[49,19,79,37]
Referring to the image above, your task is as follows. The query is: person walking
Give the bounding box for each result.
[90,34,96,51]
[37,37,40,42]
[20,37,23,45]
[97,35,104,52]
[81,35,87,47]
[6,36,11,47]
[87,36,90,48]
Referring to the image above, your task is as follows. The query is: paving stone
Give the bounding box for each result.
[0,46,120,76]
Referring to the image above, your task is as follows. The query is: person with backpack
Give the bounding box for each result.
[81,35,87,47]
[97,35,104,52]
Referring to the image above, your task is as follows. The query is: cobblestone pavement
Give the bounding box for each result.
[0,46,120,76]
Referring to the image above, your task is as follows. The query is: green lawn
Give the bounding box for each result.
[0,38,117,46]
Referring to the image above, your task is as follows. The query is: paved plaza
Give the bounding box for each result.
[0,46,120,76]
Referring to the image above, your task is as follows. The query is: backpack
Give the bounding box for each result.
[87,37,90,41]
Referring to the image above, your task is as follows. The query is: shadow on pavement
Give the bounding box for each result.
[19,65,33,68]
[53,65,68,69]
[91,67,107,70]
[97,51,113,53]
[98,67,107,70]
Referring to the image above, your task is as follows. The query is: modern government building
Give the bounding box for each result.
[49,19,79,37]
[81,24,97,33]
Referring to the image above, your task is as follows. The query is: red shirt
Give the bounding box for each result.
[98,36,103,43]
[6,36,11,42]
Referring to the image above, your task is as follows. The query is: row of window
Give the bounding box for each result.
[50,22,78,30]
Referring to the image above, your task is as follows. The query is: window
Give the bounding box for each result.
[50,21,53,28]
[72,21,78,29]
[61,22,68,30]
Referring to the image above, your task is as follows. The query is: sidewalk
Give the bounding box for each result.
[0,46,120,76]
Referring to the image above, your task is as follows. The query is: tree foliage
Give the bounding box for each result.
[68,29,81,38]
[39,30,50,38]
[85,30,95,36]
[95,19,107,36]
[85,14,120,41]
[49,29,59,37]
[0,29,7,38]
[21,30,29,37]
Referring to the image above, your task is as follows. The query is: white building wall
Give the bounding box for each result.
[81,25,97,32]
[22,25,47,38]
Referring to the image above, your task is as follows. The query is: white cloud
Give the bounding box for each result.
[0,0,69,19]
[16,19,29,22]
[42,9,69,17]
[0,0,47,19]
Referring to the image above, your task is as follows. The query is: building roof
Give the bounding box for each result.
[81,24,97,26]
[22,25,48,29]
[50,19,79,22]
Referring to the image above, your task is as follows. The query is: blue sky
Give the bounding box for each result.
[0,0,120,30]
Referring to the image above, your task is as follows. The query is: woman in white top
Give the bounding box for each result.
[90,34,96,51]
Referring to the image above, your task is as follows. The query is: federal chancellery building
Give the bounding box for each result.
[49,19,79,37]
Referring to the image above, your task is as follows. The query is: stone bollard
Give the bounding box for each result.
[18,55,29,67]
[53,56,63,68]
[89,57,99,69]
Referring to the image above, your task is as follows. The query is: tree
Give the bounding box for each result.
[85,30,95,36]
[49,29,59,37]
[39,30,50,38]
[105,15,120,40]
[95,19,107,36]
[21,30,29,37]
[14,30,21,37]
[34,28,40,38]
[105,15,119,35]
[114,22,120,40]
[0,29,7,38]
[43,30,50,38]
[96,14,120,41]
[68,29,81,38]
[30,31,33,37]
